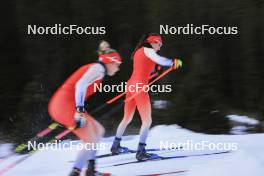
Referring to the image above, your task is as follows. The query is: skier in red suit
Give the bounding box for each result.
[111,33,182,161]
[48,42,122,176]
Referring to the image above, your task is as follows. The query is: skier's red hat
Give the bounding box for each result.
[147,35,162,44]
[99,52,122,64]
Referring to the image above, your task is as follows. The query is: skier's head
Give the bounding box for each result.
[98,50,122,76]
[146,34,163,52]
[131,32,163,58]
[97,40,111,55]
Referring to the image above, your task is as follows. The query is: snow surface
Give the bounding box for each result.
[0,144,12,159]
[1,125,264,176]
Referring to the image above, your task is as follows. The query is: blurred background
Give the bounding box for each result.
[0,0,263,144]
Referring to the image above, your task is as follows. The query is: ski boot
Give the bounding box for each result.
[110,137,129,155]
[86,160,109,176]
[136,143,158,161]
[69,167,81,176]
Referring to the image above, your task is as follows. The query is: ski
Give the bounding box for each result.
[97,149,137,158]
[67,146,182,163]
[97,172,111,176]
[138,170,188,176]
[97,146,182,159]
[104,151,231,167]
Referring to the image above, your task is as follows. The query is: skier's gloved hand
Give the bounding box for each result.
[172,58,183,70]
[74,113,87,128]
[74,106,87,128]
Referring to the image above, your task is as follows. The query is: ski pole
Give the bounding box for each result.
[0,101,124,176]
[124,67,173,103]
[0,126,74,176]
[1,123,60,163]
[14,122,60,153]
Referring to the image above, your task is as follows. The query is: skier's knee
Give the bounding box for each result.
[142,118,152,128]
[121,117,133,126]
[99,126,105,137]
[96,125,105,137]
[126,116,133,125]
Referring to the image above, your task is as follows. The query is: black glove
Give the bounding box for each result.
[76,106,86,113]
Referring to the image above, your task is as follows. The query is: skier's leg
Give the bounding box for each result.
[90,117,105,139]
[73,147,94,170]
[70,141,96,175]
[115,96,136,138]
[135,92,156,161]
[48,89,76,128]
[73,113,101,143]
[71,115,105,175]
[135,92,152,144]
[72,115,100,168]
[85,118,106,176]
[111,93,136,154]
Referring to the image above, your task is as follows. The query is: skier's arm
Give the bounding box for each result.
[144,47,173,66]
[75,63,105,109]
